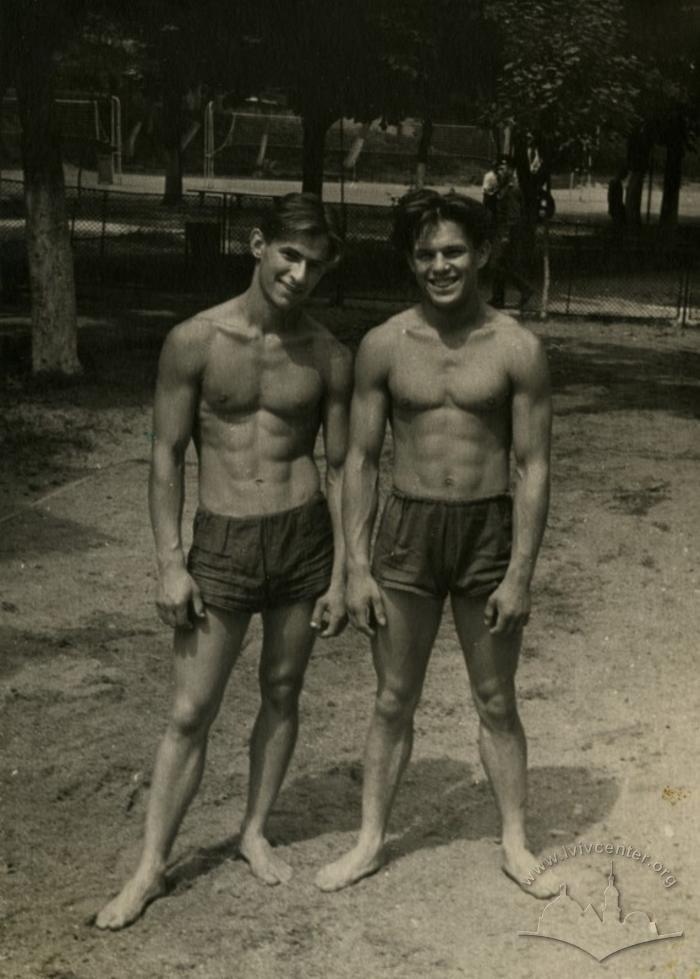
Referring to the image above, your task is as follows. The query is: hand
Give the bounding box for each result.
[310,586,348,638]
[484,578,530,635]
[156,565,206,630]
[346,570,387,637]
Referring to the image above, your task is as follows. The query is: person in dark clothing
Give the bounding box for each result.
[607,167,628,227]
[489,158,533,310]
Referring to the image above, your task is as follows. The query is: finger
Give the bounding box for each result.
[157,607,173,628]
[350,605,374,637]
[490,611,512,635]
[484,594,498,626]
[174,605,193,629]
[191,584,206,618]
[371,594,387,628]
[310,596,327,630]
[321,611,341,638]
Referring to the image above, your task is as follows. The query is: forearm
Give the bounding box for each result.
[343,448,379,574]
[506,460,550,587]
[148,443,187,572]
[325,462,346,589]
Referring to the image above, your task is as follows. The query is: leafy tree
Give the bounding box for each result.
[255,0,394,196]
[481,0,641,224]
[621,0,700,228]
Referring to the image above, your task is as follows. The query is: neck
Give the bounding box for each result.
[240,275,298,333]
[419,292,484,333]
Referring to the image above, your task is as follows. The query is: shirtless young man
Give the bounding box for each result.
[316,190,556,899]
[96,193,352,930]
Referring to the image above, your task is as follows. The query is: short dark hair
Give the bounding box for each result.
[259,192,343,262]
[391,189,493,254]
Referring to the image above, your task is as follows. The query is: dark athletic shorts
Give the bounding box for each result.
[187,491,333,613]
[371,489,513,599]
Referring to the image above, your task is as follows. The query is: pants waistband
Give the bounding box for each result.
[196,490,326,524]
[390,488,511,507]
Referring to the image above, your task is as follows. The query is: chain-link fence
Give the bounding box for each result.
[1,177,698,323]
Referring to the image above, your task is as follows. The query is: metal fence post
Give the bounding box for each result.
[565,224,576,316]
[99,190,108,273]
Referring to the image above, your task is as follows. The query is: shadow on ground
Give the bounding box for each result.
[165,761,618,892]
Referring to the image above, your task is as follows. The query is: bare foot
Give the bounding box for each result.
[315,844,385,892]
[95,871,166,930]
[502,845,560,900]
[238,833,293,886]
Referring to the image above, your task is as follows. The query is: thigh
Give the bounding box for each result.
[449,593,520,693]
[172,605,251,713]
[259,600,318,685]
[372,587,444,699]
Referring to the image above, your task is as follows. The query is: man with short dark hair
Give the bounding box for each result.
[316,189,556,899]
[97,193,352,929]
[490,157,534,309]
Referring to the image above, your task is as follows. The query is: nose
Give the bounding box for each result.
[289,260,307,285]
[431,251,448,272]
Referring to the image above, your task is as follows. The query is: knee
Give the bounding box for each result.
[169,696,215,740]
[472,679,519,733]
[375,685,418,726]
[260,673,303,717]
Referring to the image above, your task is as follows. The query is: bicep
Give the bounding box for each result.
[348,340,390,463]
[152,333,201,453]
[511,339,552,467]
[322,347,353,469]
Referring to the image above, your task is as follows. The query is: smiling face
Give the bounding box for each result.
[409,219,490,312]
[251,229,332,310]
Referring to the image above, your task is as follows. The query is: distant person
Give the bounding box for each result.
[96,193,352,929]
[607,167,628,227]
[490,157,534,309]
[482,162,500,221]
[315,190,556,900]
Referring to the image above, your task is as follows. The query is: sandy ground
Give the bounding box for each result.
[1,296,699,978]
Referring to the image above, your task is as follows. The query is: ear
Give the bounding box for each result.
[476,240,491,270]
[249,228,266,260]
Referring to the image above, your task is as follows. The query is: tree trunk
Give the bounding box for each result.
[415,118,433,188]
[16,56,80,375]
[659,138,683,229]
[625,171,645,225]
[301,112,334,197]
[625,127,651,226]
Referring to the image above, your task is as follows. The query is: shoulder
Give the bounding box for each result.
[302,313,353,391]
[485,312,549,387]
[158,314,217,381]
[357,307,417,364]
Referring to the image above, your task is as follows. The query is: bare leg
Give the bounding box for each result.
[239,600,316,885]
[451,593,558,899]
[96,607,250,929]
[315,589,442,892]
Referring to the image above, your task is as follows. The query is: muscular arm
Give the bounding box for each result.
[148,321,207,627]
[310,338,353,637]
[343,329,391,634]
[486,330,552,634]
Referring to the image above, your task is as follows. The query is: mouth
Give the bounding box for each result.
[428,276,460,291]
[280,281,304,298]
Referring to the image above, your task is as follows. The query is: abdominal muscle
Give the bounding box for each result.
[196,406,321,516]
[391,406,510,500]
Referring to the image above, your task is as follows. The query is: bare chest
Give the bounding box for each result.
[200,338,323,420]
[389,343,510,415]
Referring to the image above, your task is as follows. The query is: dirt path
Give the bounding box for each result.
[1,304,699,978]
